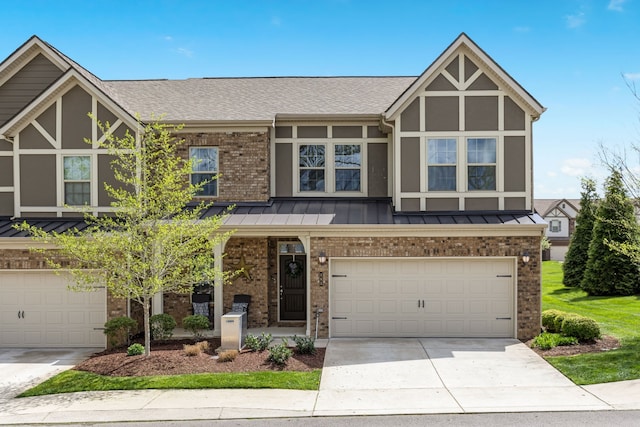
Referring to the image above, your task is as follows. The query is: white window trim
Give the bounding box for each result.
[426,138,458,192]
[294,141,366,196]
[190,146,219,198]
[62,154,92,206]
[466,137,498,192]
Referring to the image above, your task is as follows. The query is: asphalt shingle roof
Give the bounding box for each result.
[103,77,417,122]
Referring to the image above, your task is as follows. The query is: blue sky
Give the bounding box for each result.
[2,0,639,198]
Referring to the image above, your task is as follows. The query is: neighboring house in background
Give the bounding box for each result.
[0,33,546,349]
[534,199,580,260]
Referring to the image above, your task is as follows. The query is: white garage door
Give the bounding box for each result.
[330,258,515,338]
[0,272,106,347]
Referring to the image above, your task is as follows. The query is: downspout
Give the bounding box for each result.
[380,114,396,207]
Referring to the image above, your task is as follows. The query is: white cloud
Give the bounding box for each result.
[608,0,626,11]
[176,47,194,58]
[561,158,592,176]
[623,72,640,81]
[566,11,586,28]
[547,171,558,177]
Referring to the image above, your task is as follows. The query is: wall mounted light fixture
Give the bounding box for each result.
[318,251,327,265]
[522,252,530,264]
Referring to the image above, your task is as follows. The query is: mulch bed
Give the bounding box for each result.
[526,335,620,357]
[75,338,325,377]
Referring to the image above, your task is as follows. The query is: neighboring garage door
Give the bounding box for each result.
[0,271,106,347]
[330,258,515,338]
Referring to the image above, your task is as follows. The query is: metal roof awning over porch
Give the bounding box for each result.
[0,198,545,239]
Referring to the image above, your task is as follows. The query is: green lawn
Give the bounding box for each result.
[541,261,640,385]
[19,369,321,397]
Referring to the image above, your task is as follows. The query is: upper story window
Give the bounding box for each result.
[190,147,218,197]
[427,138,457,191]
[467,138,496,191]
[63,156,91,205]
[549,219,561,232]
[335,144,361,191]
[299,145,325,192]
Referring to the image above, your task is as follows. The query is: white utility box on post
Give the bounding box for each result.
[220,311,247,351]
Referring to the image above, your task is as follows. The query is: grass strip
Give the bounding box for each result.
[19,369,321,397]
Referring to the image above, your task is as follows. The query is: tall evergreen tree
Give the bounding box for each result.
[563,178,598,287]
[581,170,640,295]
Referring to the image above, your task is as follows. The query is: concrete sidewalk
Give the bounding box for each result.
[0,339,638,424]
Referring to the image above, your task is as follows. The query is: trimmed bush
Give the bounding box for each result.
[245,332,273,352]
[182,314,210,338]
[183,343,202,356]
[553,311,569,333]
[150,313,176,340]
[531,332,578,350]
[292,335,316,354]
[268,339,293,366]
[104,316,137,348]
[127,343,144,356]
[541,309,566,333]
[561,314,601,342]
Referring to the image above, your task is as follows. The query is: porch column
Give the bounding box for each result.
[213,242,224,337]
[299,234,312,337]
[151,292,163,315]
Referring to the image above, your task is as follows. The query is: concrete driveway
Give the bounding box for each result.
[316,338,610,415]
[0,348,99,400]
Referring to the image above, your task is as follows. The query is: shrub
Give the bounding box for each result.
[268,339,293,366]
[291,335,316,354]
[245,332,273,352]
[217,349,239,362]
[561,314,601,342]
[182,314,210,338]
[541,309,566,333]
[553,311,569,333]
[531,332,578,350]
[103,316,137,348]
[127,343,144,356]
[196,340,210,352]
[150,313,176,340]
[183,343,202,356]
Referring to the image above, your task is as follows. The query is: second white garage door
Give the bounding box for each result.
[0,271,106,348]
[330,258,515,338]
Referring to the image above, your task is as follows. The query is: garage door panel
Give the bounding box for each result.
[330,258,514,338]
[0,272,106,348]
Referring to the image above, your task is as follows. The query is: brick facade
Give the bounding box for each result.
[178,131,271,203]
[307,235,542,340]
[223,237,269,328]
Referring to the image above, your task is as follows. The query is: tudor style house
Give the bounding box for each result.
[534,199,580,260]
[0,34,546,348]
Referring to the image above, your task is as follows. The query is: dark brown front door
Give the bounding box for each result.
[279,255,307,321]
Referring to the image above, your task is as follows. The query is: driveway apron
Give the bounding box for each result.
[315,338,609,415]
[0,348,99,399]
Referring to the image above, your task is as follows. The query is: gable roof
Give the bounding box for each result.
[104,76,415,123]
[0,34,544,127]
[384,33,545,120]
[534,199,581,217]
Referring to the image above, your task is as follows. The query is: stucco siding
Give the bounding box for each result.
[20,154,56,206]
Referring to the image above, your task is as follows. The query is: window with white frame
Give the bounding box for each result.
[299,144,325,192]
[334,144,361,191]
[467,137,496,191]
[427,138,457,191]
[549,220,561,232]
[63,156,91,205]
[190,147,218,196]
